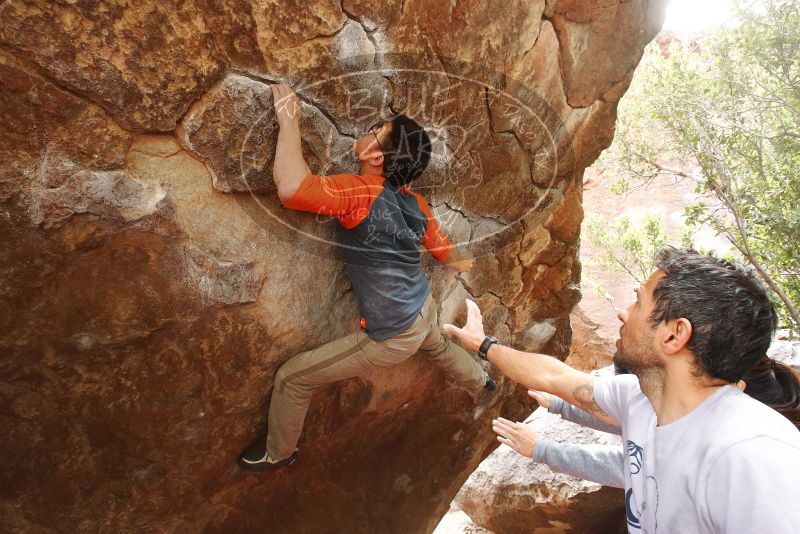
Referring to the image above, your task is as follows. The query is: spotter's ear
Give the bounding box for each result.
[661,317,692,355]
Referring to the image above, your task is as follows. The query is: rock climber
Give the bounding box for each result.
[238,84,495,472]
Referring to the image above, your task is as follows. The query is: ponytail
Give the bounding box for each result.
[742,356,800,429]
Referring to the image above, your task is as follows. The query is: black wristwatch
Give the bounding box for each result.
[478,335,500,361]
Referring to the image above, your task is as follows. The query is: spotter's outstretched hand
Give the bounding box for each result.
[493,417,537,458]
[442,299,486,352]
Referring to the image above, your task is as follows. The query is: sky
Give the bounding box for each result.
[662,0,738,34]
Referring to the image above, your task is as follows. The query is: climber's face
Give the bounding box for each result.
[353,121,392,171]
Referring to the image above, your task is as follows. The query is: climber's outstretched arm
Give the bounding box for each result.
[410,191,474,272]
[271,84,311,201]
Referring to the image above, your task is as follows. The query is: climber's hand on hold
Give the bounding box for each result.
[442,299,485,352]
[447,258,474,272]
[493,417,537,458]
[271,84,301,126]
[445,246,474,273]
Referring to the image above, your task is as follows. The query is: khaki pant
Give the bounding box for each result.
[266,293,486,460]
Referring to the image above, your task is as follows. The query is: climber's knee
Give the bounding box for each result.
[420,335,447,357]
[273,361,293,393]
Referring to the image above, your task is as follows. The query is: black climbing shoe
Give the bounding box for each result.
[238,448,298,473]
[484,375,498,391]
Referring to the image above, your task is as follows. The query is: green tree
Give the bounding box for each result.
[600,0,800,331]
[585,211,673,285]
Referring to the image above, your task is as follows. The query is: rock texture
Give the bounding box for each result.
[0,1,665,532]
[454,403,626,534]
[567,308,617,372]
[434,505,496,534]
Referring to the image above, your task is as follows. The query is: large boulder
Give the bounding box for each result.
[0,1,225,132]
[0,1,666,532]
[453,404,626,534]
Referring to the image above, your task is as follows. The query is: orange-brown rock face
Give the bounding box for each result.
[0,1,664,532]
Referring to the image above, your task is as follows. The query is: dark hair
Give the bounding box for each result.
[382,114,432,187]
[650,247,778,382]
[744,357,800,429]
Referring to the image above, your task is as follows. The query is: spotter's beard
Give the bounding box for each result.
[613,333,660,374]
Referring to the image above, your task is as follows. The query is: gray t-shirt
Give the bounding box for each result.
[594,374,800,533]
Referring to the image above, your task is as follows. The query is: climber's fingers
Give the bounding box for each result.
[271,83,300,123]
[270,83,288,101]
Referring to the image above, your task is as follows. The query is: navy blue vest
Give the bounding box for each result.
[337,182,431,340]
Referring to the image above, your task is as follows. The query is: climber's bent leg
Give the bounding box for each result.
[265,332,368,461]
[266,310,429,461]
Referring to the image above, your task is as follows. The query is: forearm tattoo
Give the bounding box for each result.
[572,383,609,418]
